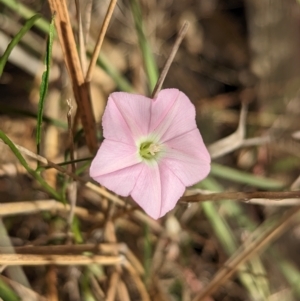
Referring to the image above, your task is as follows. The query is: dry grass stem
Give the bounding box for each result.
[0,200,104,222]
[66,99,77,231]
[151,21,189,98]
[83,0,93,44]
[123,260,151,301]
[182,190,300,203]
[117,280,131,301]
[0,243,144,274]
[46,266,58,301]
[0,254,124,266]
[243,198,300,206]
[75,0,87,73]
[85,0,118,82]
[106,271,120,301]
[208,103,247,159]
[47,0,97,153]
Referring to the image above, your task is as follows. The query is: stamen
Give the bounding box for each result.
[149,143,161,155]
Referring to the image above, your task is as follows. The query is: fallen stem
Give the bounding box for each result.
[182,190,300,203]
[85,0,118,82]
[151,21,189,98]
[0,254,123,266]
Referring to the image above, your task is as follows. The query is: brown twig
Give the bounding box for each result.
[85,0,118,82]
[75,0,87,73]
[106,271,120,301]
[83,0,93,45]
[182,190,300,203]
[66,99,77,235]
[151,21,189,98]
[123,260,151,301]
[0,200,104,222]
[46,266,58,301]
[47,0,97,153]
[0,254,124,266]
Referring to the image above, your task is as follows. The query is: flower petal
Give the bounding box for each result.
[150,89,179,131]
[131,163,185,219]
[162,128,211,186]
[90,140,141,177]
[92,163,144,197]
[102,97,134,145]
[158,162,186,217]
[131,163,161,219]
[150,89,197,143]
[103,92,152,143]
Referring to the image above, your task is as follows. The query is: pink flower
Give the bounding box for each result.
[90,89,211,219]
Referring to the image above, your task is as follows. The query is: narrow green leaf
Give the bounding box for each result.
[0,14,40,76]
[0,131,61,199]
[129,0,159,93]
[36,14,55,154]
[0,0,50,33]
[0,279,20,301]
[210,163,285,190]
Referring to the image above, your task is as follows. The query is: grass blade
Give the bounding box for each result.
[0,279,20,301]
[0,14,40,76]
[0,0,49,33]
[129,0,158,93]
[0,131,60,199]
[36,14,55,154]
[210,163,285,190]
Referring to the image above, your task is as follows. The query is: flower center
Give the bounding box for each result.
[139,141,162,160]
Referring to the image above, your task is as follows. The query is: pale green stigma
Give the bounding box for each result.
[139,141,162,160]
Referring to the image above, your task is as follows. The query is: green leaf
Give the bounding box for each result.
[36,14,55,154]
[0,0,50,33]
[129,0,159,93]
[210,163,285,190]
[0,14,41,76]
[0,279,20,301]
[0,131,61,200]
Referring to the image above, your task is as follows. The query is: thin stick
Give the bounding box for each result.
[47,0,97,153]
[106,271,120,301]
[66,99,76,173]
[83,0,93,44]
[0,200,104,222]
[151,21,189,98]
[123,260,151,301]
[0,242,144,275]
[75,0,87,73]
[85,0,118,82]
[182,190,300,203]
[66,99,77,231]
[0,254,124,266]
